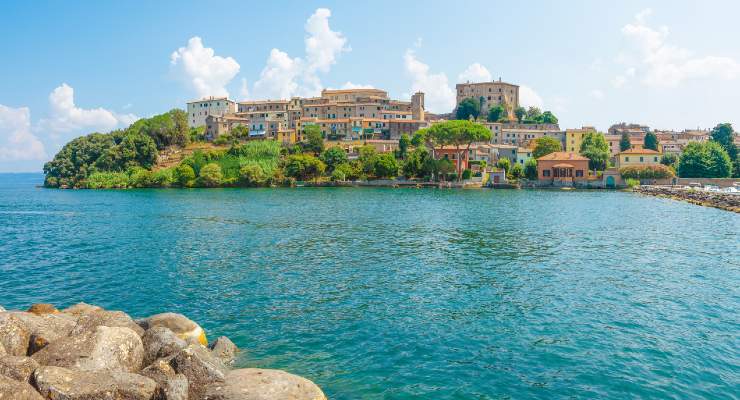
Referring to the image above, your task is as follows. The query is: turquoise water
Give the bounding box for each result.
[1,173,738,399]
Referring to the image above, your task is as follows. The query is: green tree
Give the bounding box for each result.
[373,153,400,178]
[358,145,378,175]
[514,106,526,123]
[320,146,348,172]
[402,147,431,179]
[239,163,266,186]
[456,98,481,120]
[539,111,558,124]
[302,125,325,155]
[643,131,659,151]
[660,153,678,169]
[175,164,195,187]
[487,104,506,122]
[678,141,733,178]
[427,120,491,180]
[580,131,610,171]
[525,107,542,122]
[619,132,632,152]
[706,141,733,178]
[411,128,437,158]
[509,163,524,180]
[532,136,562,159]
[397,134,410,160]
[710,123,739,177]
[284,154,326,181]
[524,158,538,180]
[496,157,511,173]
[198,163,223,187]
[437,158,455,181]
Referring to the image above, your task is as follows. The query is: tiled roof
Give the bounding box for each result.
[617,148,660,155]
[536,151,589,161]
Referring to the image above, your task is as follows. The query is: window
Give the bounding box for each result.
[543,170,551,177]
[625,156,630,161]
[576,170,583,177]
[640,157,644,162]
[654,157,658,162]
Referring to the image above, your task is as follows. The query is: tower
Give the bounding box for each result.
[411,92,425,121]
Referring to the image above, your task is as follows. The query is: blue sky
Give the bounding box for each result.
[1,0,739,172]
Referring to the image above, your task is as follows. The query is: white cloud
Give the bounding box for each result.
[339,82,374,89]
[170,36,240,98]
[414,37,423,49]
[621,9,740,87]
[458,63,492,83]
[611,75,628,88]
[239,78,250,100]
[253,8,349,99]
[590,89,605,100]
[0,104,46,161]
[518,85,544,109]
[39,84,138,135]
[403,49,456,113]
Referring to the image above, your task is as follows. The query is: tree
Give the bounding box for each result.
[175,164,195,187]
[302,125,324,155]
[284,154,326,181]
[619,165,675,180]
[620,132,632,152]
[532,136,562,159]
[710,123,739,177]
[455,98,480,120]
[437,158,455,181]
[320,146,348,172]
[524,158,538,180]
[411,128,437,159]
[198,163,223,187]
[397,134,410,160]
[580,131,610,171]
[514,106,526,123]
[402,147,431,179]
[644,131,659,151]
[539,111,558,124]
[496,157,511,173]
[358,145,378,175]
[660,153,678,169]
[427,120,491,180]
[678,141,733,178]
[239,164,266,186]
[373,153,400,178]
[487,104,506,122]
[525,107,542,122]
[509,163,524,180]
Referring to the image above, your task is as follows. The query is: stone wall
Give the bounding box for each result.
[634,186,740,213]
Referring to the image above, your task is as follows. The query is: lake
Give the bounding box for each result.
[1,173,738,399]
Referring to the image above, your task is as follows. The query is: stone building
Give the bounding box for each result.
[455,79,519,119]
[608,122,650,137]
[187,97,237,128]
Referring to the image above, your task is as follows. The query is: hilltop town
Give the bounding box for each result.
[42,79,740,191]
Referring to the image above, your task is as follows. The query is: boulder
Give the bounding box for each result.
[0,314,31,356]
[203,369,326,400]
[139,313,207,346]
[142,327,187,365]
[26,304,59,315]
[140,359,188,400]
[209,336,238,365]
[71,310,145,337]
[0,306,5,313]
[169,344,227,399]
[62,302,102,316]
[0,375,43,400]
[6,312,76,355]
[33,366,157,400]
[32,326,144,373]
[0,356,39,383]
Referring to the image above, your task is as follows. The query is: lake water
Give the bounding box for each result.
[1,173,738,399]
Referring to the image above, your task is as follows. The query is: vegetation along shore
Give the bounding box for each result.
[0,302,325,399]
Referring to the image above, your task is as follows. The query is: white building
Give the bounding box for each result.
[187,97,236,128]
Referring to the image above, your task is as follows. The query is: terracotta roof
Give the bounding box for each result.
[552,163,575,168]
[617,148,660,155]
[536,151,589,161]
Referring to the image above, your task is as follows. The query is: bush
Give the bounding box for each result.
[334,162,359,181]
[625,178,640,188]
[509,163,524,180]
[151,168,175,187]
[619,164,675,180]
[128,167,153,188]
[496,158,511,172]
[284,154,326,181]
[524,158,538,180]
[198,163,223,187]
[461,169,472,180]
[84,171,130,189]
[239,163,266,186]
[331,168,346,181]
[373,153,400,179]
[320,146,348,172]
[175,164,196,187]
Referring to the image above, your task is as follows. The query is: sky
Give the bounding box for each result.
[1,0,739,172]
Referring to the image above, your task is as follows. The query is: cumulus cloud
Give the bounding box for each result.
[171,37,240,98]
[39,84,138,135]
[239,78,250,100]
[518,85,544,109]
[253,8,349,99]
[338,82,374,89]
[458,63,493,83]
[0,104,46,161]
[590,89,605,100]
[621,8,740,87]
[403,50,456,113]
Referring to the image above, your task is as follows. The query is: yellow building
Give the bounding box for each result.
[565,126,597,153]
[616,148,661,168]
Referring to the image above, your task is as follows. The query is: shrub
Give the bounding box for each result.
[524,158,538,180]
[128,167,153,188]
[331,168,346,181]
[320,146,349,172]
[496,157,511,172]
[198,163,223,187]
[151,168,175,187]
[284,154,326,181]
[175,164,196,187]
[509,163,524,180]
[239,163,266,186]
[334,162,359,181]
[619,164,675,180]
[625,178,640,188]
[373,153,400,179]
[462,169,472,180]
[84,171,130,189]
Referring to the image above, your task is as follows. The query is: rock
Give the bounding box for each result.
[0,314,31,356]
[62,302,103,316]
[0,344,5,357]
[209,336,238,365]
[33,366,157,400]
[142,327,187,365]
[203,369,326,400]
[71,309,145,337]
[6,312,76,355]
[169,344,227,399]
[0,306,5,313]
[26,304,59,315]
[140,359,188,400]
[32,326,144,373]
[139,313,208,346]
[0,356,39,383]
[0,375,43,400]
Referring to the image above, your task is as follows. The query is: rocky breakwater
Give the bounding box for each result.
[0,303,326,400]
[634,185,740,213]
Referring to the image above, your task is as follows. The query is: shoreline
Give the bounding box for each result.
[633,185,740,213]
